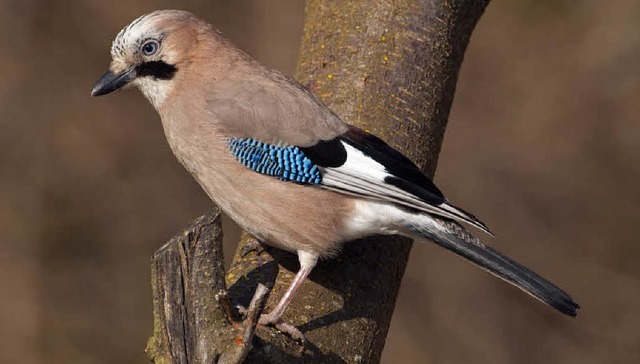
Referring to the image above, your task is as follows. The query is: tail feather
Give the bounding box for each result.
[439,201,494,236]
[405,217,580,317]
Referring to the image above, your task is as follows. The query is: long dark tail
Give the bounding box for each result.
[404,216,580,317]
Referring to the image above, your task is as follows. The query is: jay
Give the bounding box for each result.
[92,10,579,338]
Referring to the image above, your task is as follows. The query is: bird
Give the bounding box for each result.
[92,10,579,339]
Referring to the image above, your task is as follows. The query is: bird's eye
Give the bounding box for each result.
[141,40,159,56]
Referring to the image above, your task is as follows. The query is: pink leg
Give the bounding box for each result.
[258,251,317,340]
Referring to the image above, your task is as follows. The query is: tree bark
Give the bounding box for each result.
[145,209,269,363]
[147,0,490,362]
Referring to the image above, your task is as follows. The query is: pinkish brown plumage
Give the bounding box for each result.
[92,9,579,340]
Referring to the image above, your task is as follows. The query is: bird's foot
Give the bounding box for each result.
[235,306,305,342]
[258,312,305,342]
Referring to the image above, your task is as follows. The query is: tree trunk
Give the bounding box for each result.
[147,0,490,362]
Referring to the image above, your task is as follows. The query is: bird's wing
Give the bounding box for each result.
[208,69,489,233]
[228,137,323,184]
[227,125,491,235]
[206,70,348,147]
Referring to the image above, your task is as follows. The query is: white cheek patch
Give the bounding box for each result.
[134,77,174,109]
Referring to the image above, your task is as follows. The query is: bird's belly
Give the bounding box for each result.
[192,154,356,257]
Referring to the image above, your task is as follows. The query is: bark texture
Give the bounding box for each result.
[145,209,268,363]
[148,0,490,362]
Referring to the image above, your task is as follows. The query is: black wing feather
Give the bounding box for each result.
[295,125,491,233]
[341,126,446,203]
[302,125,446,204]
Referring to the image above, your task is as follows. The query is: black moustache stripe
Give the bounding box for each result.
[136,61,177,80]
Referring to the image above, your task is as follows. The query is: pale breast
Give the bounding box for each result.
[159,109,356,257]
[202,153,357,257]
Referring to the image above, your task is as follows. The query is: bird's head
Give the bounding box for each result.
[91,10,204,108]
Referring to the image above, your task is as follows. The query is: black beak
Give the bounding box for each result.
[91,67,136,97]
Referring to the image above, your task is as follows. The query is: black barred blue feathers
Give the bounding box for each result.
[228,138,322,184]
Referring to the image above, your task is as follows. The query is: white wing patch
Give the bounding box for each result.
[320,141,491,234]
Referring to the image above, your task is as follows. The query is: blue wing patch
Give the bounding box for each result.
[228,138,322,184]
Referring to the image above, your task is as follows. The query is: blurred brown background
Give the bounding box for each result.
[1,0,638,363]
